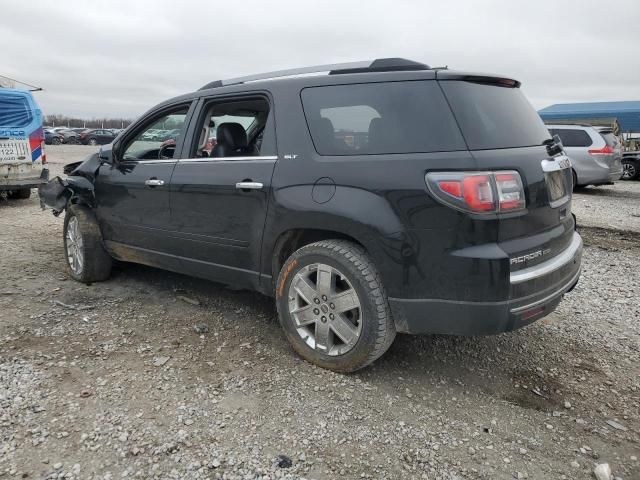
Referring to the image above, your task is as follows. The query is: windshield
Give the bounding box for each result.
[0,93,33,128]
[440,81,551,150]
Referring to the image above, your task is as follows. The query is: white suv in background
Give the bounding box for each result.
[547,124,623,189]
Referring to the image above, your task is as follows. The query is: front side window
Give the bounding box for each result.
[192,97,272,158]
[122,107,189,161]
[301,81,466,156]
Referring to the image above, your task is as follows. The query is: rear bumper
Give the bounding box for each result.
[390,232,583,335]
[0,168,49,191]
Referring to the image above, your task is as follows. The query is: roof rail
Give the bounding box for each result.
[199,58,430,91]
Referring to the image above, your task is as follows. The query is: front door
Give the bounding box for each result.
[168,95,278,288]
[95,102,195,268]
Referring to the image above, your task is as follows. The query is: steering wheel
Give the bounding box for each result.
[158,143,175,160]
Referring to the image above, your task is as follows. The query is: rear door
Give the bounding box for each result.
[439,78,575,269]
[168,93,278,288]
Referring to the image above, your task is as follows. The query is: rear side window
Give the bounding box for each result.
[0,94,33,128]
[549,129,593,147]
[440,81,551,150]
[301,81,466,155]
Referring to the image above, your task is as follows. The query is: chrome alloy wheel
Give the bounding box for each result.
[288,263,362,356]
[66,216,84,275]
[622,162,636,180]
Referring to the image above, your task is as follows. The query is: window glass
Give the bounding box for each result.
[599,131,620,148]
[549,129,593,148]
[0,94,33,128]
[301,81,466,156]
[122,108,189,160]
[440,81,551,150]
[193,98,272,158]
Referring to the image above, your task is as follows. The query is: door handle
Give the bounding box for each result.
[145,178,165,187]
[235,181,263,190]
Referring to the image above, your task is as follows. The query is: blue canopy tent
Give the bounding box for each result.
[539,101,640,134]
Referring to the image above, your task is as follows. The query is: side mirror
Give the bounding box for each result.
[98,146,115,165]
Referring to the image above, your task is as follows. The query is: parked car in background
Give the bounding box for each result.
[622,152,639,180]
[141,128,162,141]
[547,124,623,189]
[40,58,583,372]
[0,87,48,199]
[79,129,116,145]
[44,129,64,145]
[52,127,79,144]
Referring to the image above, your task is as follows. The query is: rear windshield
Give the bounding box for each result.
[440,81,551,150]
[599,131,620,148]
[0,94,33,128]
[301,81,466,155]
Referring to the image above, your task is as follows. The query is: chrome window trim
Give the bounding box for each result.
[510,232,582,285]
[121,159,178,165]
[178,155,278,163]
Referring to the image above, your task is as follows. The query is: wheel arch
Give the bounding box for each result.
[260,184,408,296]
[269,228,367,293]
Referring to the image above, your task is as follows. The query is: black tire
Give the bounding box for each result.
[8,189,31,199]
[89,138,98,146]
[622,160,639,180]
[63,204,112,283]
[275,239,396,373]
[52,137,61,145]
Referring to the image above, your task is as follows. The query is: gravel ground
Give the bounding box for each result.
[0,146,638,480]
[572,182,640,233]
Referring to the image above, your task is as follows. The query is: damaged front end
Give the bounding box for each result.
[38,152,102,216]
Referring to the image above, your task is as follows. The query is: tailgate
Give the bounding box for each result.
[473,145,575,271]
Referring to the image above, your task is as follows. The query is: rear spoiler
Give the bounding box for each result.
[435,70,521,88]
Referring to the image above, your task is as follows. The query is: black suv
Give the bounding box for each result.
[40,58,583,372]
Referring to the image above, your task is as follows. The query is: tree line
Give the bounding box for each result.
[44,114,134,129]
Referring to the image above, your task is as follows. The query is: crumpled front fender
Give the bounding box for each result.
[38,175,96,215]
[38,152,101,215]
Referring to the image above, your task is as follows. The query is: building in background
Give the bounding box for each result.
[539,101,640,146]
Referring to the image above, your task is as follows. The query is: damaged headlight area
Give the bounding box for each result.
[38,153,101,216]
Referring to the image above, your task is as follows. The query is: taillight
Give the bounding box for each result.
[588,145,614,156]
[426,171,525,214]
[41,140,47,164]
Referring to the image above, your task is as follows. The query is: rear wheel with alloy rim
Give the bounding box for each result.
[63,204,113,283]
[622,160,638,180]
[276,239,396,372]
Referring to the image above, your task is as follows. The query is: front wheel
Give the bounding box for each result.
[89,138,98,146]
[276,240,396,373]
[63,204,112,283]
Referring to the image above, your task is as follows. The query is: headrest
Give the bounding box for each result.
[367,117,385,150]
[216,122,247,149]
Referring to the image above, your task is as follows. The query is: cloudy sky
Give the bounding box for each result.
[2,0,638,120]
